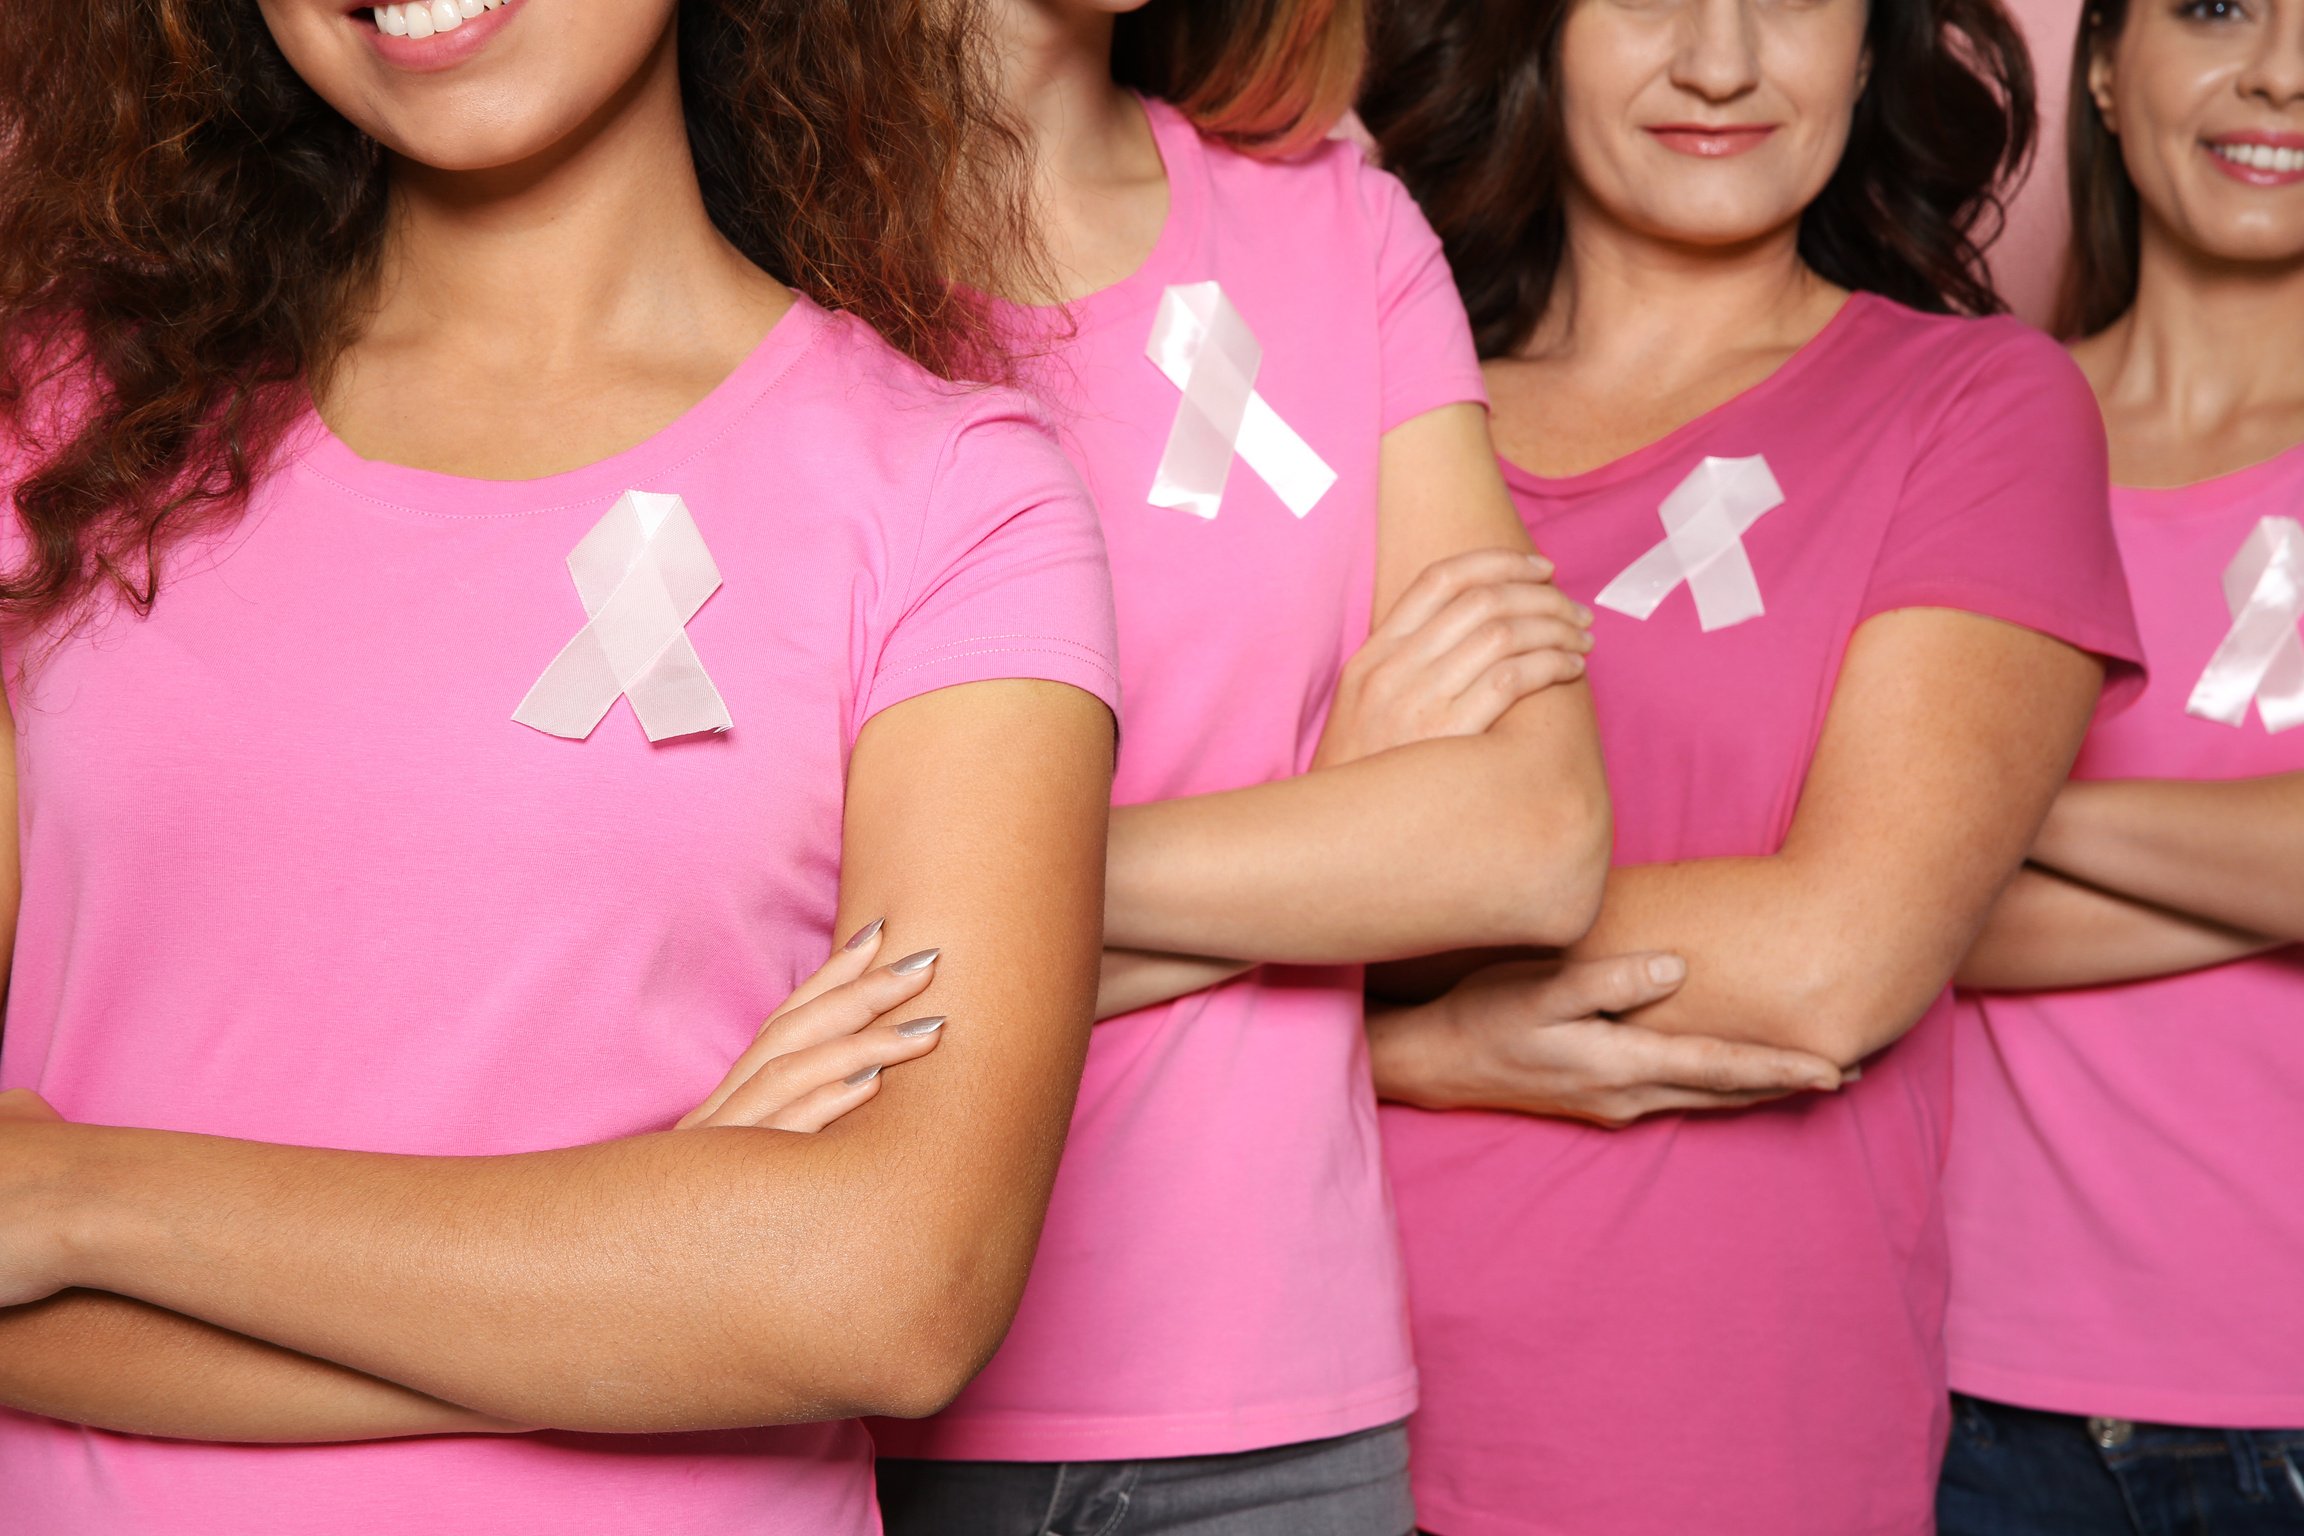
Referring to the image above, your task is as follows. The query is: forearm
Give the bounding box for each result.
[1956,865,2281,992]
[1566,857,1946,1067]
[45,1123,988,1432]
[0,1291,509,1443]
[1106,692,1609,963]
[2031,776,2304,940]
[1096,950,1254,1020]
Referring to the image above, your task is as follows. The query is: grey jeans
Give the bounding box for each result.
[876,1421,1415,1536]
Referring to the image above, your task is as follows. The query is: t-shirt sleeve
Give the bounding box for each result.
[1355,159,1489,433]
[1858,322,2146,712]
[858,396,1122,736]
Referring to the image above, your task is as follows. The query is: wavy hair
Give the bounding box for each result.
[2053,0,2142,338]
[0,0,1032,630]
[1361,0,2036,358]
[1115,0,1366,159]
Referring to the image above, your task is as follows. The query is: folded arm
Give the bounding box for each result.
[1101,403,1610,969]
[1,678,1113,1434]
[2023,773,2304,942]
[1565,609,2106,1068]
[1955,864,2281,993]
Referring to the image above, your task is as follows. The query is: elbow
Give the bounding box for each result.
[1493,775,1613,948]
[1765,962,1932,1071]
[833,1230,1036,1422]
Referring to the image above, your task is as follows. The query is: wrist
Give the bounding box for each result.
[1367,995,1474,1110]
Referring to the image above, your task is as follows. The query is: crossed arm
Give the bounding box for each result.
[1955,771,2304,992]
[1094,402,1612,1015]
[0,678,1114,1440]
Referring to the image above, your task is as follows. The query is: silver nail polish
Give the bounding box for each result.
[889,948,940,975]
[844,1064,882,1087]
[842,917,885,951]
[895,1016,947,1038]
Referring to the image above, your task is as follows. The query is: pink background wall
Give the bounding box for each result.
[1993,0,2087,324]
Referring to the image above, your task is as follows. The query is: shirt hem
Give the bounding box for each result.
[1411,1493,1931,1536]
[1950,1355,2304,1430]
[874,1373,1417,1463]
[857,640,1123,746]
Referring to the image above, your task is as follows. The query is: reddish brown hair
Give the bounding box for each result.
[1361,0,2037,359]
[0,0,1031,630]
[1115,0,1366,159]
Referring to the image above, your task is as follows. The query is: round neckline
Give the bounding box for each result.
[1497,290,1878,498]
[290,292,825,519]
[1033,93,1210,330]
[2112,432,2304,511]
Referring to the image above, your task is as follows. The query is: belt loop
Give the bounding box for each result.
[2230,1430,2271,1500]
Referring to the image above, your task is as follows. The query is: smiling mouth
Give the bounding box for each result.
[372,0,507,38]
[2209,140,2304,174]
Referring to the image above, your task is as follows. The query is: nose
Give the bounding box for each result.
[1670,0,1764,103]
[2236,0,2304,107]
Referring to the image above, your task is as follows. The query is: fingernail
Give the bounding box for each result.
[844,1064,882,1087]
[1528,554,1555,577]
[895,1015,947,1038]
[1574,605,1594,626]
[842,917,886,951]
[1646,955,1686,984]
[890,948,940,975]
[1841,1065,1863,1084]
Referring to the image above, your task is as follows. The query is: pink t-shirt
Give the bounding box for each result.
[1382,296,2144,1536]
[873,97,1487,1463]
[1946,441,2304,1428]
[0,296,1120,1536]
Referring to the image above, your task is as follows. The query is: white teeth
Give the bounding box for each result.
[458,0,484,13]
[430,0,462,29]
[404,2,432,35]
[2213,141,2304,173]
[374,0,505,40]
[374,4,407,32]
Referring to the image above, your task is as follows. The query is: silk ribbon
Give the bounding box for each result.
[1595,454,1783,632]
[1144,281,1337,520]
[2185,514,2304,734]
[513,490,733,742]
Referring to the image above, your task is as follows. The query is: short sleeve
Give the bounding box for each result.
[1858,323,2146,712]
[859,397,1122,735]
[1355,160,1488,433]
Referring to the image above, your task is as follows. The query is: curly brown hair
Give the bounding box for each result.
[1361,0,2036,359]
[0,0,1032,631]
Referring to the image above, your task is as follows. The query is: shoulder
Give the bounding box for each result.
[1830,297,2099,443]
[1181,104,1428,255]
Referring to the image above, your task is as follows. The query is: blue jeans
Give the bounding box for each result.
[877,1421,1414,1536]
[1940,1393,2304,1536]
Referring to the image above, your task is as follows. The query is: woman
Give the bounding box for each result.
[1937,0,2304,1525]
[1359,0,2145,1530]
[868,2,1619,1531]
[0,1,1121,1532]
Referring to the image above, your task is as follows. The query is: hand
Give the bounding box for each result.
[1370,955,1844,1129]
[678,921,951,1131]
[0,1088,75,1307]
[1314,547,1592,769]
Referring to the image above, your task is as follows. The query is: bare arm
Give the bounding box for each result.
[1103,403,1611,963]
[1565,610,2105,1068]
[2025,774,2304,941]
[1955,864,2281,992]
[3,678,1112,1432]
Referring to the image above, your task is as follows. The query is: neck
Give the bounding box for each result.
[1528,199,1831,372]
[362,21,771,370]
[986,1,1140,184]
[2087,217,2304,434]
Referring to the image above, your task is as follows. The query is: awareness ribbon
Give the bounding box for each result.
[2184,515,2304,734]
[512,490,733,742]
[1594,454,1783,632]
[1144,281,1338,520]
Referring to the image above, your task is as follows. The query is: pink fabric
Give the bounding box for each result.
[0,296,1120,1536]
[1383,296,2143,1536]
[1946,442,2304,1428]
[874,97,1487,1463]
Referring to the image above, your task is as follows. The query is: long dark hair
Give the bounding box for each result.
[1361,0,2037,358]
[2054,0,2141,338]
[0,0,1032,631]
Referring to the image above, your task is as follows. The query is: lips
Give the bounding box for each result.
[1646,124,1777,158]
[360,0,520,68]
[2206,133,2304,187]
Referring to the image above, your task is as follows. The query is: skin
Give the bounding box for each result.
[0,0,1112,1443]
[980,0,1613,1024]
[1958,0,2304,990]
[1375,0,2109,1118]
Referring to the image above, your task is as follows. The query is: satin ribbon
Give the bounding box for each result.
[1595,454,1783,632]
[1144,281,1337,520]
[2185,515,2304,734]
[513,490,733,742]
